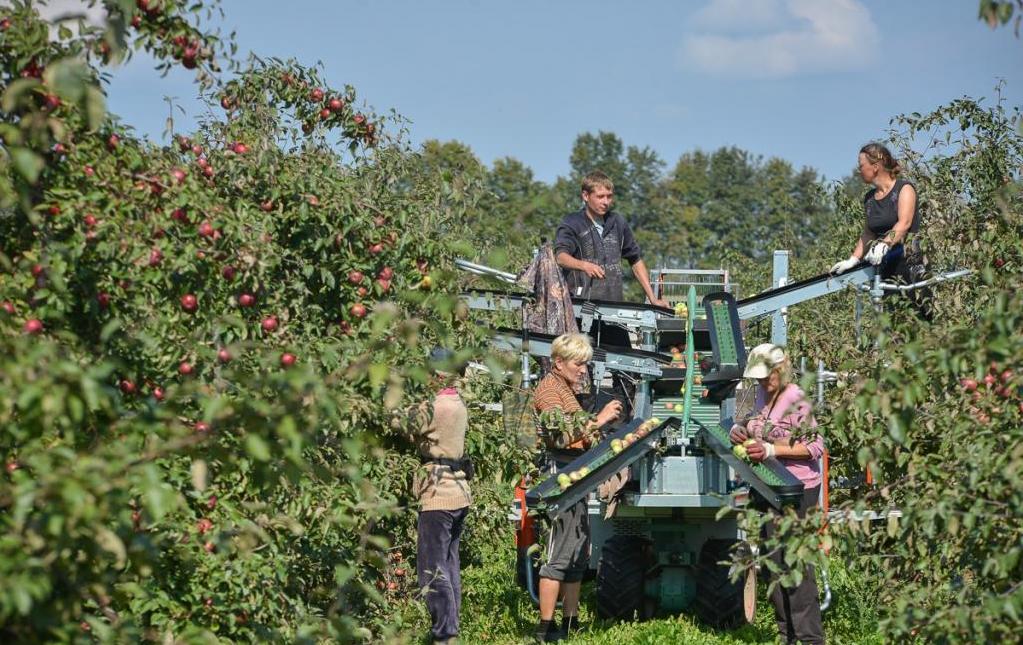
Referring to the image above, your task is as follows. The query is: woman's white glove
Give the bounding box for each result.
[830,256,859,275]
[864,241,890,265]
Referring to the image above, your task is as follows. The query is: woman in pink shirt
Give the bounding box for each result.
[730,343,825,645]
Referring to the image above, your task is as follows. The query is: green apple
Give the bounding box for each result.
[733,444,748,460]
[610,439,624,454]
[578,466,590,477]
[744,438,757,447]
[569,470,583,482]
[557,473,571,489]
[674,403,683,413]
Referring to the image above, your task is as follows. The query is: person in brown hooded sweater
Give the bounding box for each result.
[398,348,472,645]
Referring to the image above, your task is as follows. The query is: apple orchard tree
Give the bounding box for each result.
[0,0,512,641]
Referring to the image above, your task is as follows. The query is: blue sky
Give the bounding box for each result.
[49,0,1023,184]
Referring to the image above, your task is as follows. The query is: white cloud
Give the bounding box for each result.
[691,0,787,34]
[681,0,879,78]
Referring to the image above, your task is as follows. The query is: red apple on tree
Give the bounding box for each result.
[179,361,194,376]
[217,348,232,364]
[96,292,110,309]
[194,421,210,433]
[309,88,324,102]
[221,265,237,280]
[232,142,248,154]
[180,294,198,312]
[1,301,16,315]
[107,133,120,150]
[153,386,165,401]
[238,293,255,308]
[347,270,364,285]
[23,319,43,334]
[369,243,383,255]
[119,379,137,395]
[378,266,393,280]
[198,220,215,238]
[356,286,368,298]
[171,168,187,184]
[259,200,274,212]
[280,352,296,367]
[329,97,344,111]
[84,213,98,227]
[261,316,278,332]
[148,248,163,267]
[349,303,367,319]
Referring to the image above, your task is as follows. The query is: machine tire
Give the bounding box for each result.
[693,538,749,629]
[595,534,650,620]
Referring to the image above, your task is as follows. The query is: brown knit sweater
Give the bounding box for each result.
[411,389,472,511]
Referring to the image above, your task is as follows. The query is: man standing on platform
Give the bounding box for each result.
[554,170,669,308]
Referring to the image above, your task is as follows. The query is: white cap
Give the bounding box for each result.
[743,343,786,379]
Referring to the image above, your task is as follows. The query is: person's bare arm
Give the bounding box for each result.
[884,184,916,246]
[630,259,669,308]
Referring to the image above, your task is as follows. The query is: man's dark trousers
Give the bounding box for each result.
[417,507,469,642]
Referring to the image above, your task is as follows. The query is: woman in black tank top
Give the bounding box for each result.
[829,143,932,319]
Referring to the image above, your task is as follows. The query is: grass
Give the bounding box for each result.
[388,542,885,644]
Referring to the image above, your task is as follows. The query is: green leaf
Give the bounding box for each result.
[368,363,388,388]
[191,459,208,492]
[245,434,271,461]
[95,527,127,569]
[10,147,45,184]
[1,78,41,112]
[43,58,91,103]
[84,86,107,132]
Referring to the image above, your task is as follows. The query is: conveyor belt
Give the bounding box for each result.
[735,264,876,321]
[526,417,679,517]
[700,419,805,509]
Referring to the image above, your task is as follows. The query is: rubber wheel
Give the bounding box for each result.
[693,538,749,629]
[595,534,650,620]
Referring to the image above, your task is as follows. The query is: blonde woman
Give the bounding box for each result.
[532,332,622,642]
[830,142,931,319]
[730,343,825,645]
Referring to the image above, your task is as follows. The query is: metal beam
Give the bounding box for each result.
[737,265,877,321]
[489,330,666,378]
[462,289,663,332]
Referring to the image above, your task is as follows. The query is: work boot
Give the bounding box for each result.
[534,619,563,642]
[561,615,584,637]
